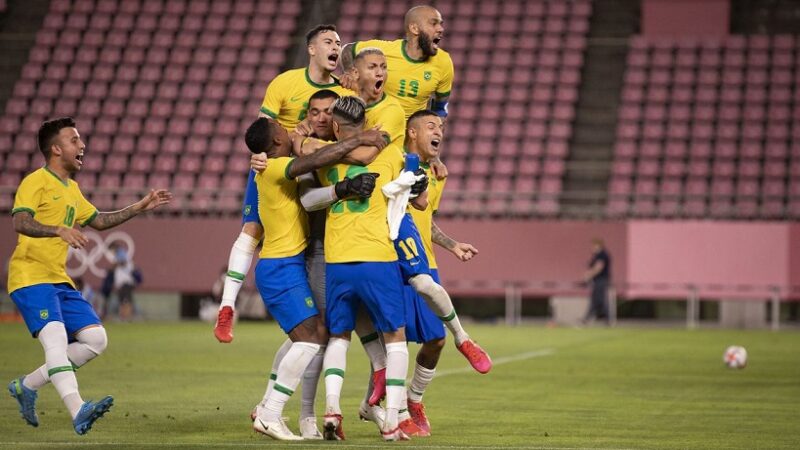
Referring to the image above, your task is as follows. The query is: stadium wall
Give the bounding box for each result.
[2,217,798,300]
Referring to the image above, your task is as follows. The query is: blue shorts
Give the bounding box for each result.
[255,252,319,334]
[11,283,101,340]
[404,269,446,343]
[395,214,431,283]
[326,262,406,335]
[241,170,261,225]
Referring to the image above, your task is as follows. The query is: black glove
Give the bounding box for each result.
[335,172,380,199]
[410,169,428,197]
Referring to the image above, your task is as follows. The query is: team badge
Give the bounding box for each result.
[305,297,314,308]
[39,309,49,320]
[424,71,432,80]
[243,205,251,216]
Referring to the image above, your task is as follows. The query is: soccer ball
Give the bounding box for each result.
[723,345,747,369]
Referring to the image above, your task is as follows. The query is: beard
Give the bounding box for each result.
[418,32,438,59]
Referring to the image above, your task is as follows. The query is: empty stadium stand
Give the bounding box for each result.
[609,34,800,219]
[0,0,300,213]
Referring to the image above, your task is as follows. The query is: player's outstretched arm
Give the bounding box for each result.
[432,220,478,262]
[287,130,389,178]
[13,211,89,248]
[88,189,172,230]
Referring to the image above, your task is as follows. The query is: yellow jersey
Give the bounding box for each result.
[8,167,98,293]
[408,161,446,269]
[255,157,309,258]
[354,39,454,119]
[317,143,405,263]
[365,93,406,147]
[259,67,354,132]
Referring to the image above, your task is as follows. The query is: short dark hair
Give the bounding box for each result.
[306,24,336,45]
[407,109,439,129]
[244,118,275,155]
[308,89,340,105]
[331,96,366,127]
[38,117,76,159]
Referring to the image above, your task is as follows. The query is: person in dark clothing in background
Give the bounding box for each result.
[583,238,611,324]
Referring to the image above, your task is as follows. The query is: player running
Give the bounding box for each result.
[7,117,171,434]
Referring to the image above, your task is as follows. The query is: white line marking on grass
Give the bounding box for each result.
[434,348,556,379]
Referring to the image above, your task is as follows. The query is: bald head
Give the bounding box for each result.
[404,5,439,32]
[404,5,444,59]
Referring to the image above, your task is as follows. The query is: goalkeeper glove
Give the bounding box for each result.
[335,172,380,199]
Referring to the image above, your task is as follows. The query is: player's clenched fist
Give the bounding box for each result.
[335,172,380,199]
[57,226,89,249]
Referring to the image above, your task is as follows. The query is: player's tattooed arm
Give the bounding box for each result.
[288,130,389,178]
[13,211,62,237]
[13,211,89,248]
[432,220,479,262]
[89,189,172,230]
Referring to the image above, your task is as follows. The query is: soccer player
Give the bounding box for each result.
[7,117,171,434]
[340,5,451,207]
[249,89,385,438]
[316,96,419,441]
[396,110,484,436]
[341,6,452,121]
[244,116,387,440]
[214,24,352,343]
[349,49,491,380]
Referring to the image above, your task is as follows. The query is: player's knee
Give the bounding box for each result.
[78,326,108,356]
[409,274,441,297]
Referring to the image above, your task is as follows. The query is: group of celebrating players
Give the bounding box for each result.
[6,4,491,443]
[212,5,493,442]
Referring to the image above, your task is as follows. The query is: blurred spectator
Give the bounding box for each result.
[107,242,140,321]
[583,238,611,324]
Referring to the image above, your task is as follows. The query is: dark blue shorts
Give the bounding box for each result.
[325,262,406,334]
[255,252,319,334]
[241,170,261,225]
[11,283,101,339]
[404,269,446,343]
[395,214,431,283]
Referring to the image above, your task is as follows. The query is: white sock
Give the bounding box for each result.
[300,345,325,420]
[398,388,411,421]
[360,332,387,370]
[323,338,349,414]
[38,322,83,418]
[260,338,292,407]
[221,232,258,309]
[384,341,409,430]
[24,327,108,390]
[261,342,320,423]
[408,363,435,403]
[410,274,470,345]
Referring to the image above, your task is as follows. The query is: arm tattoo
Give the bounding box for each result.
[431,220,457,250]
[13,212,61,238]
[288,136,362,177]
[88,206,138,230]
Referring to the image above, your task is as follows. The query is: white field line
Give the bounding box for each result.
[432,348,556,379]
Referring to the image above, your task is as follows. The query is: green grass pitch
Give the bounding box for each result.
[1,321,799,449]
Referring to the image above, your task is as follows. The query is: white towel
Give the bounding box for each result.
[382,171,422,240]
